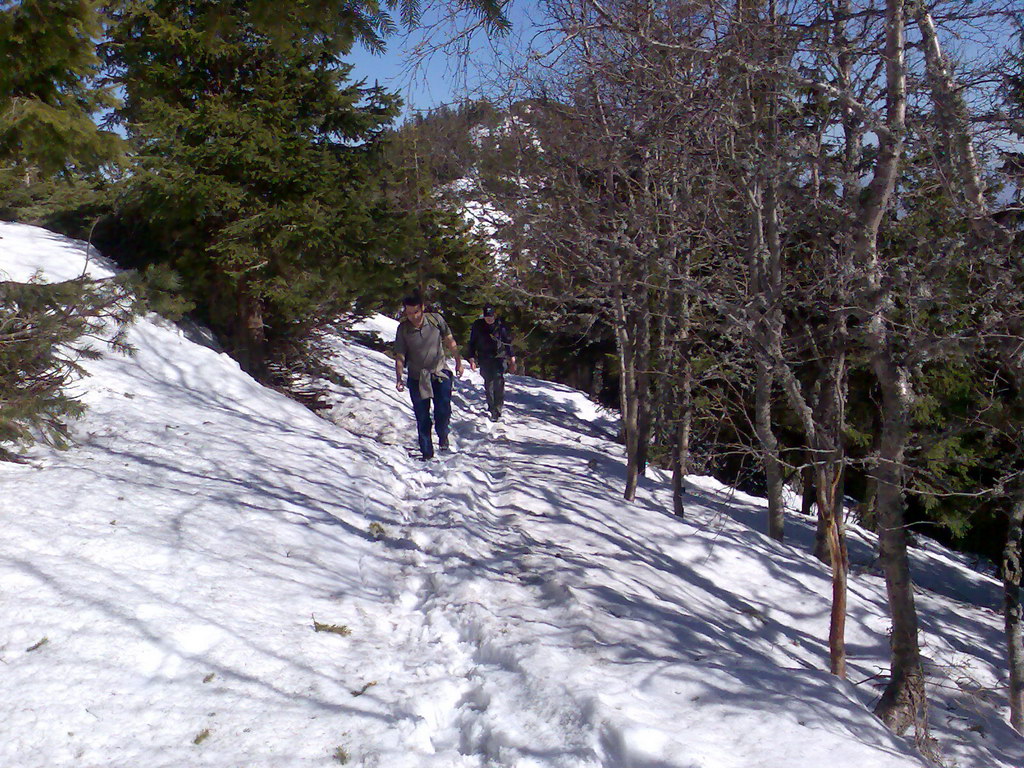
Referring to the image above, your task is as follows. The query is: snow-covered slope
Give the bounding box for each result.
[1,221,1021,768]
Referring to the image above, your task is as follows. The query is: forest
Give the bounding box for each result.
[2,0,1024,752]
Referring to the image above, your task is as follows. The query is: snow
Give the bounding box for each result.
[1,220,1022,768]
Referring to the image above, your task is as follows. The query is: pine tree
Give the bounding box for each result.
[0,1,134,460]
[103,1,402,378]
[0,0,121,178]
[0,275,136,460]
[0,0,122,233]
[377,118,496,336]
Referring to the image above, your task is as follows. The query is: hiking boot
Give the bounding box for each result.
[438,441,451,453]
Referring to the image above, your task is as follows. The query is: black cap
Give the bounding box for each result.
[482,305,495,317]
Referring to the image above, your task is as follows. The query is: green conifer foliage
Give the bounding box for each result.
[0,0,122,235]
[0,274,136,460]
[0,0,121,175]
[0,2,135,460]
[104,1,402,377]
[374,108,502,336]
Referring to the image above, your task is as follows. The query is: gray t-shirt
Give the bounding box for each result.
[395,314,451,377]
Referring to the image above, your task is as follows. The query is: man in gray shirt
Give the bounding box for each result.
[394,292,464,460]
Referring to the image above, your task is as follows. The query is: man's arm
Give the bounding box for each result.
[466,323,478,370]
[445,335,464,377]
[395,354,406,391]
[502,324,516,373]
[394,325,407,391]
[466,323,478,366]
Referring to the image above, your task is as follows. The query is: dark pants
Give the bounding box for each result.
[408,372,453,458]
[479,358,506,419]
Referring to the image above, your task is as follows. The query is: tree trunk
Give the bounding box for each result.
[911,3,990,228]
[839,0,929,741]
[872,362,929,741]
[233,280,267,379]
[801,463,815,516]
[774,334,850,673]
[806,456,831,573]
[747,176,786,542]
[634,301,653,484]
[756,356,785,541]
[669,260,694,519]
[614,282,641,501]
[858,475,878,531]
[762,174,785,542]
[1004,492,1024,734]
[672,358,693,518]
[814,497,832,564]
[910,0,1014,257]
[818,463,848,678]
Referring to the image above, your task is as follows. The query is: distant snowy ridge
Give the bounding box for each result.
[1,221,1021,768]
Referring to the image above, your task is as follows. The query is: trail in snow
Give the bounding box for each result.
[380,407,603,766]
[323,332,940,768]
[3,222,1023,768]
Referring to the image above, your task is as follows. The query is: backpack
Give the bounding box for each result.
[424,312,443,332]
[488,321,508,359]
[472,318,508,360]
[399,312,448,362]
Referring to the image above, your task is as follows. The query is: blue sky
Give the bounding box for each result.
[346,40,465,115]
[344,2,540,116]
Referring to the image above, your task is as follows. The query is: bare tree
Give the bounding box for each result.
[472,0,1020,742]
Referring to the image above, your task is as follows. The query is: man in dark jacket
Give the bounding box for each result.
[467,305,515,422]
